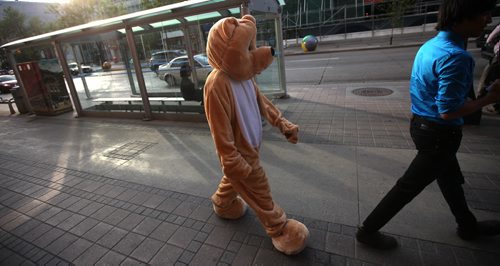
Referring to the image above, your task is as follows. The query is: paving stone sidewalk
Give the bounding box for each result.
[1,153,499,266]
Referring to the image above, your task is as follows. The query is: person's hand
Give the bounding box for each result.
[284,124,299,144]
[486,79,500,102]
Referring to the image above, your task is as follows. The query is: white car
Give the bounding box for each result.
[157,54,212,87]
[68,62,92,75]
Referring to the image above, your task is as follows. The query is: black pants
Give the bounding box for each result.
[362,116,477,232]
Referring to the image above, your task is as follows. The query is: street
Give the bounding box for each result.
[284,46,488,85]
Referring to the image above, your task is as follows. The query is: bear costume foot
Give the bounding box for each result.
[272,219,309,255]
[213,197,248,220]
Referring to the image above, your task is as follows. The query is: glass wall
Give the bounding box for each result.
[61,31,141,113]
[254,12,282,93]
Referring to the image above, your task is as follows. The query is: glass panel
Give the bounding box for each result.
[117,26,145,34]
[184,11,221,22]
[129,11,226,115]
[253,13,282,93]
[13,45,73,115]
[228,8,241,14]
[60,31,140,113]
[150,19,181,28]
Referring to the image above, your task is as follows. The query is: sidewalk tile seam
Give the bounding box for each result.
[0,228,71,265]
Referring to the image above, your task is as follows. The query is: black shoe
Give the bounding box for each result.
[356,227,398,250]
[457,220,500,241]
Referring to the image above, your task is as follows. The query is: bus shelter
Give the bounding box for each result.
[1,0,286,121]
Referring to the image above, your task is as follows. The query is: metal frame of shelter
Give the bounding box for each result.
[1,0,287,121]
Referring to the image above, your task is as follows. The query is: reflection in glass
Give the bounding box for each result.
[254,13,281,93]
[61,32,141,113]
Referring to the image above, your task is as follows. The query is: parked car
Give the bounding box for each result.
[157,54,212,87]
[149,50,186,72]
[0,75,17,93]
[0,69,13,75]
[68,62,93,75]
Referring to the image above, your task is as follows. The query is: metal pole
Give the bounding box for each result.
[71,45,92,99]
[125,25,153,121]
[344,6,347,40]
[197,19,205,53]
[119,37,138,95]
[371,3,375,37]
[181,19,199,90]
[319,7,322,41]
[53,41,83,117]
[355,0,358,17]
[275,12,287,97]
[241,0,249,15]
[423,4,427,32]
[305,1,308,26]
[139,35,147,62]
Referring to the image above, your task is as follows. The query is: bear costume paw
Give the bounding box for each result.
[272,219,309,255]
[213,197,248,220]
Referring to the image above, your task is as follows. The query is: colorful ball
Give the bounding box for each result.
[301,35,318,52]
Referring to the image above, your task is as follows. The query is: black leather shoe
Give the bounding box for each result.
[457,220,500,241]
[356,227,398,250]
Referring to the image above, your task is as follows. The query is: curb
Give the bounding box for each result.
[283,39,480,56]
[283,42,424,56]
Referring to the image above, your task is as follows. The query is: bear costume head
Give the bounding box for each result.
[206,14,274,81]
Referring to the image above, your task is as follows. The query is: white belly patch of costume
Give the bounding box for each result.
[230,79,262,148]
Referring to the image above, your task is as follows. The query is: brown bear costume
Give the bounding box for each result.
[204,14,309,255]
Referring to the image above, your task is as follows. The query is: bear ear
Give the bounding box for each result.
[221,17,239,39]
[241,14,256,25]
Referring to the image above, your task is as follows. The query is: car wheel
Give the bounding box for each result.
[165,75,176,87]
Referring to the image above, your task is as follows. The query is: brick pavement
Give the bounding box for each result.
[1,153,499,265]
[277,84,500,156]
[0,81,499,264]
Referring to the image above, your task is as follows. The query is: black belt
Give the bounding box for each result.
[411,114,462,132]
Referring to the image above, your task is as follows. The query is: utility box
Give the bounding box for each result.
[16,61,72,115]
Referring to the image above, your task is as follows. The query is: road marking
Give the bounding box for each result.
[286,57,339,62]
[287,66,336,70]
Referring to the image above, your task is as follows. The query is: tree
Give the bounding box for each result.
[0,7,28,44]
[387,0,416,45]
[140,0,184,10]
[47,0,127,29]
[0,7,47,68]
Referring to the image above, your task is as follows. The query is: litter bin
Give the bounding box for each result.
[10,86,29,114]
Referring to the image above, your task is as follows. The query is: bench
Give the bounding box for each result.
[92,97,185,106]
[0,97,15,114]
[91,97,204,114]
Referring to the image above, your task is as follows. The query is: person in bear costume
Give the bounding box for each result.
[204,14,309,255]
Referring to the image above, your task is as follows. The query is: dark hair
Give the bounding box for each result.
[180,64,192,77]
[436,0,497,31]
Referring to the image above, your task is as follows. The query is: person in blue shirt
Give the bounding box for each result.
[356,0,500,249]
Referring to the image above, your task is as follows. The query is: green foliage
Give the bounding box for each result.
[386,0,416,28]
[47,0,127,29]
[140,0,183,10]
[0,7,28,44]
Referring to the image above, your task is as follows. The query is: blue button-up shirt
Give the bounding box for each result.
[410,31,475,125]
